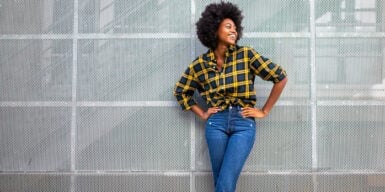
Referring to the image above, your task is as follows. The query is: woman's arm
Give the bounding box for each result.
[241,77,287,118]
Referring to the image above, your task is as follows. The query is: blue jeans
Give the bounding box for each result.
[205,105,256,192]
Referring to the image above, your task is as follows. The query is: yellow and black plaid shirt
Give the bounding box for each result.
[174,45,287,110]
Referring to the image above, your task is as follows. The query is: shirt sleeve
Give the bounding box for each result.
[173,65,200,110]
[248,48,287,83]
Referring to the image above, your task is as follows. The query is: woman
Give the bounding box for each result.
[174,2,287,191]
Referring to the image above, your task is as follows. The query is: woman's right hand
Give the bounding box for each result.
[191,105,221,121]
[201,107,221,120]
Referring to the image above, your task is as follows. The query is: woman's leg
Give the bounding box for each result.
[205,111,229,187]
[215,109,256,192]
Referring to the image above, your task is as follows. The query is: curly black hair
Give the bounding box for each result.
[196,1,244,49]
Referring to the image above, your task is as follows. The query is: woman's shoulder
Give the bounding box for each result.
[184,51,212,72]
[235,45,260,58]
[191,50,213,64]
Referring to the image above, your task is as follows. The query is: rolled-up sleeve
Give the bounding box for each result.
[173,66,200,110]
[248,48,287,83]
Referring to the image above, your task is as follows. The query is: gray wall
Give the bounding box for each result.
[0,0,385,191]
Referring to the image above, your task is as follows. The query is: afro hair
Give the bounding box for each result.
[196,1,244,49]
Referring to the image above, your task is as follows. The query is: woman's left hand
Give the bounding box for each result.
[241,107,268,119]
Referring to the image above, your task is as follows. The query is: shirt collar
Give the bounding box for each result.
[206,44,237,63]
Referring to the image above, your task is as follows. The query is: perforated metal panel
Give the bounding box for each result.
[75,173,190,192]
[78,0,191,33]
[0,0,74,34]
[1,0,385,191]
[317,174,385,192]
[77,39,191,101]
[195,173,314,192]
[316,0,384,32]
[0,174,70,192]
[0,107,71,171]
[76,106,190,170]
[195,0,310,32]
[317,106,385,170]
[316,38,384,99]
[0,40,73,101]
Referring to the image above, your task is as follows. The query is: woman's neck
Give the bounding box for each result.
[214,44,227,60]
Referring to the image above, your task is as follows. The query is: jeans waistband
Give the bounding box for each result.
[224,104,242,111]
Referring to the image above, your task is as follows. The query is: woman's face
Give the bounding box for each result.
[216,18,238,47]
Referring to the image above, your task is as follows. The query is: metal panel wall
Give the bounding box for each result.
[1,0,384,191]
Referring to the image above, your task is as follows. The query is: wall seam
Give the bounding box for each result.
[70,0,79,191]
[309,0,318,192]
[190,1,196,192]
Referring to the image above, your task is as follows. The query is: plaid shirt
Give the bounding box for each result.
[174,45,287,110]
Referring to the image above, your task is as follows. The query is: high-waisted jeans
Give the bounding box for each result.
[205,105,256,192]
